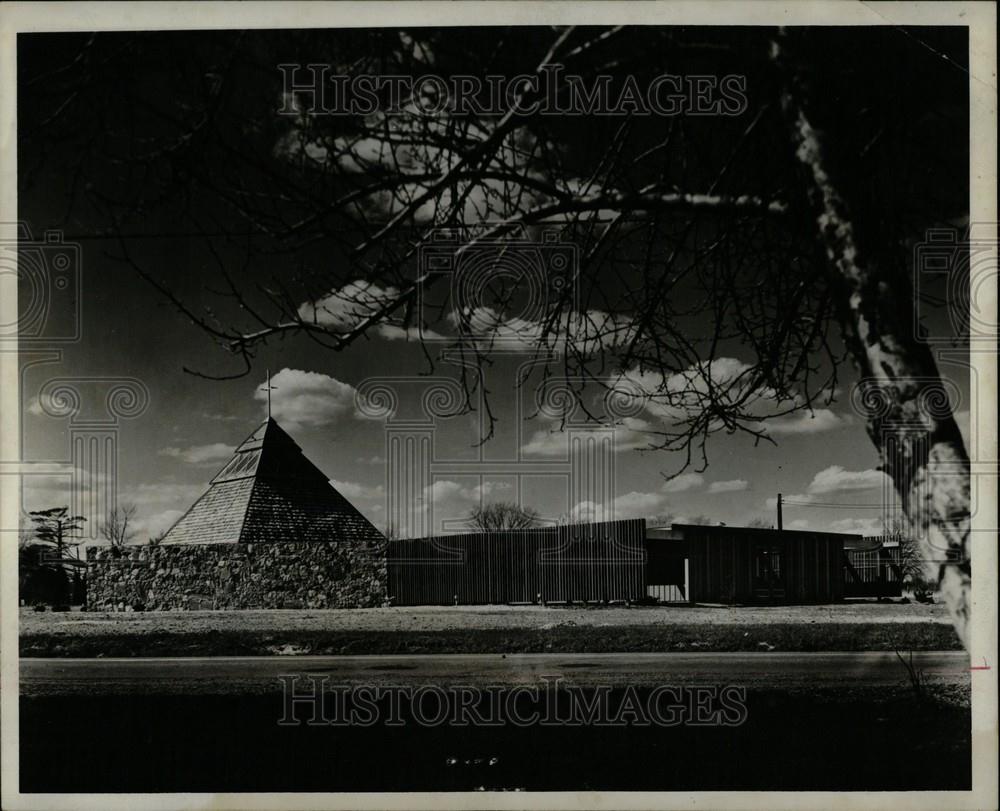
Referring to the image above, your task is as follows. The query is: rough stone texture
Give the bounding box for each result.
[85,540,387,611]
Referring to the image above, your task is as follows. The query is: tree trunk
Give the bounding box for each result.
[771,32,971,647]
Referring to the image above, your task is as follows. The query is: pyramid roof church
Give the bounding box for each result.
[159,418,383,546]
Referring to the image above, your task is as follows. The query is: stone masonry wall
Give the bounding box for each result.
[86,540,387,610]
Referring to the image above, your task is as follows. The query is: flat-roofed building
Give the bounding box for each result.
[646,523,856,605]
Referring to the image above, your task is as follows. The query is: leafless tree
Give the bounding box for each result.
[100,503,138,551]
[644,514,676,529]
[467,502,541,531]
[20,26,972,644]
[686,515,714,526]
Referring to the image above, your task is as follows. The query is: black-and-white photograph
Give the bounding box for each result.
[1,3,996,808]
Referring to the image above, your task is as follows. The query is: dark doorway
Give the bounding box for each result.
[753,541,786,602]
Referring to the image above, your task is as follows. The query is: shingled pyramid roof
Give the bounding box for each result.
[159,418,383,545]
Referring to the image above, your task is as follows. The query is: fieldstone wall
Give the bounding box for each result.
[85,540,387,611]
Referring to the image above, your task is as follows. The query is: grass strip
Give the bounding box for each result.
[20,621,962,657]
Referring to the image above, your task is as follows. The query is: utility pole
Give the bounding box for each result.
[777,493,783,530]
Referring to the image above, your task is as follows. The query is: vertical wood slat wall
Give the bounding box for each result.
[680,527,846,604]
[387,519,647,606]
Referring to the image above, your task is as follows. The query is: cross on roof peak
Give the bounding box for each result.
[259,368,278,419]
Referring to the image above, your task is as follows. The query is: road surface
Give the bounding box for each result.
[19,651,971,696]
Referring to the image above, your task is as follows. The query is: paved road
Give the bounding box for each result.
[20,651,970,696]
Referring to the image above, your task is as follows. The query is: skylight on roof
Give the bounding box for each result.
[214,449,261,481]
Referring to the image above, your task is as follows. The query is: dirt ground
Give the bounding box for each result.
[21,599,952,637]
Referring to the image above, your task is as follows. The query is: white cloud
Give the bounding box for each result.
[25,391,78,418]
[276,104,551,227]
[373,322,446,342]
[521,416,655,457]
[568,494,715,523]
[708,479,748,494]
[280,113,629,356]
[423,479,511,504]
[612,491,672,517]
[450,306,635,358]
[424,480,468,502]
[26,396,45,417]
[763,409,846,435]
[297,280,401,332]
[159,443,233,465]
[257,368,373,429]
[519,430,568,458]
[808,465,888,495]
[567,500,603,523]
[611,359,847,438]
[612,358,754,426]
[661,472,704,493]
[330,479,385,501]
[827,517,884,535]
[20,475,76,511]
[297,281,448,344]
[416,479,519,530]
[296,271,635,358]
[764,465,891,518]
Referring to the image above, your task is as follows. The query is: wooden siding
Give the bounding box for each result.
[388,519,647,606]
[660,525,848,605]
